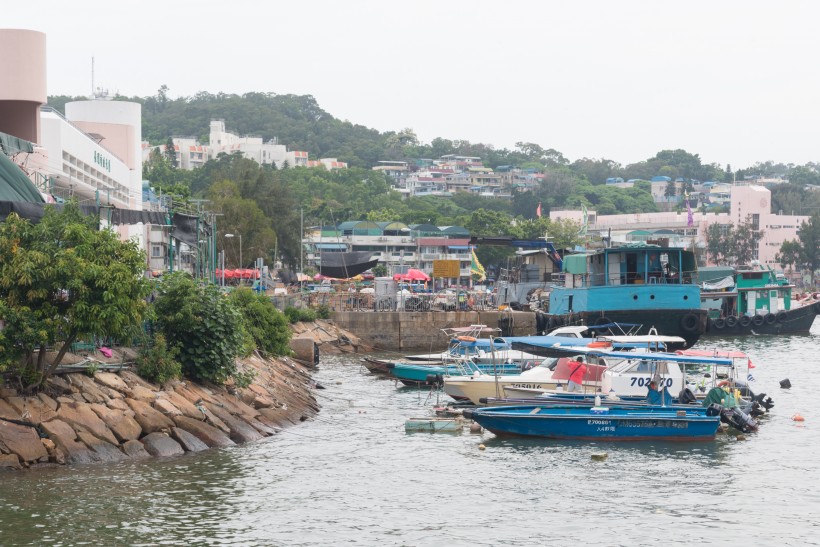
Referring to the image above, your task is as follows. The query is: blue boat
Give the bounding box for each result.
[465,404,720,441]
[542,243,709,348]
[386,360,523,386]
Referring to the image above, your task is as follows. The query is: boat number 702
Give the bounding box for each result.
[630,377,673,388]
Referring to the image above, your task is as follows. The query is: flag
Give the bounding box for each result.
[747,358,755,369]
[470,248,486,281]
[686,191,694,227]
[578,204,588,236]
[747,373,756,383]
[536,202,542,218]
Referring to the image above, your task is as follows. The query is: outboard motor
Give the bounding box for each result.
[720,407,759,433]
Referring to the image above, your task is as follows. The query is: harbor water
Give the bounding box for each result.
[0,323,818,546]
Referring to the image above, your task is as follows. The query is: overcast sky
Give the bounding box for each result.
[7,1,820,169]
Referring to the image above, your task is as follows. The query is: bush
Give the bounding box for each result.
[316,304,332,320]
[228,288,292,357]
[152,272,247,384]
[284,306,317,324]
[136,333,182,385]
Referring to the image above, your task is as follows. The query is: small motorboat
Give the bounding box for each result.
[465,404,721,441]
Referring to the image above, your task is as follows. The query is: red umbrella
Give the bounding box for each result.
[404,268,431,281]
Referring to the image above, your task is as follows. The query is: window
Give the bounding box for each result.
[152,245,163,258]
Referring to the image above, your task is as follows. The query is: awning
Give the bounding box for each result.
[316,243,347,250]
[448,245,469,250]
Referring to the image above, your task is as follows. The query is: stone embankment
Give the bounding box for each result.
[0,320,361,470]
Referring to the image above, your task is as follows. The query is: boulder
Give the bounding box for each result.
[0,400,22,421]
[122,439,151,459]
[57,401,119,445]
[205,403,263,443]
[0,420,48,462]
[212,396,260,422]
[45,375,74,395]
[258,406,299,427]
[107,399,131,412]
[172,416,235,448]
[125,399,174,434]
[159,390,204,421]
[37,393,58,412]
[89,404,142,442]
[119,370,158,391]
[40,419,95,464]
[76,430,126,463]
[93,372,129,393]
[141,432,185,458]
[170,427,209,453]
[0,388,17,398]
[65,373,110,404]
[127,385,157,402]
[6,397,57,425]
[0,453,22,470]
[153,398,183,417]
[199,408,230,434]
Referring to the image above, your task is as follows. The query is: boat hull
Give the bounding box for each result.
[387,362,521,384]
[705,303,820,336]
[543,308,707,349]
[468,405,719,441]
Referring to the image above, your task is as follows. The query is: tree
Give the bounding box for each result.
[781,212,820,286]
[705,223,731,265]
[228,288,291,357]
[152,272,248,384]
[0,205,149,391]
[165,137,178,168]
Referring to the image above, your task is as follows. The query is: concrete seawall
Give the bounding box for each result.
[330,310,537,350]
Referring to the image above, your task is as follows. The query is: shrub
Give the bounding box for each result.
[152,272,247,385]
[316,304,332,320]
[284,306,317,324]
[135,333,182,385]
[228,288,292,357]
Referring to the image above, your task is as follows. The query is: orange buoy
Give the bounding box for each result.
[587,341,612,348]
[457,335,477,342]
[792,414,805,422]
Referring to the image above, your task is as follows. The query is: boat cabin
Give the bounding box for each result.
[561,245,697,288]
[700,266,794,319]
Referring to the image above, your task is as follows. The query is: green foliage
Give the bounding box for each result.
[0,204,150,390]
[136,333,182,385]
[228,287,292,357]
[152,272,247,384]
[705,217,763,266]
[371,264,387,277]
[316,304,332,319]
[779,212,820,285]
[284,306,317,324]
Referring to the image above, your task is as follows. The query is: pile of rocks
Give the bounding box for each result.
[0,354,319,469]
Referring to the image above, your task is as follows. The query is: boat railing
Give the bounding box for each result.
[572,270,697,287]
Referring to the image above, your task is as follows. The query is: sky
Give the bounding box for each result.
[6,0,820,169]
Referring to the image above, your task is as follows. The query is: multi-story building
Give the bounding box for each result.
[303,221,473,284]
[551,184,809,269]
[142,119,343,171]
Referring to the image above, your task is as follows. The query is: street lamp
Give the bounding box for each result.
[225,233,242,268]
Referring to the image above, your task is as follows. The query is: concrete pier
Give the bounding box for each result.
[330,310,536,350]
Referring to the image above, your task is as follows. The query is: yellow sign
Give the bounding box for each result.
[433,259,460,278]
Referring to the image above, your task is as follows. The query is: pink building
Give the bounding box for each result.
[551,184,808,268]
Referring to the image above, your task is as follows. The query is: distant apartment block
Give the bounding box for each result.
[382,155,524,198]
[142,119,346,170]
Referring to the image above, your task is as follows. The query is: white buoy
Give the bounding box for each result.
[591,452,608,461]
[469,422,482,434]
[479,444,486,450]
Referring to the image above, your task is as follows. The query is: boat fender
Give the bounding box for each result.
[587,341,612,348]
[678,387,697,405]
[776,311,787,323]
[752,314,765,326]
[713,318,725,329]
[594,316,612,327]
[717,380,732,388]
[457,335,477,342]
[739,315,752,327]
[680,313,700,333]
[764,313,776,325]
[725,316,738,327]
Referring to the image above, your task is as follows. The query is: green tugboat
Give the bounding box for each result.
[699,266,820,335]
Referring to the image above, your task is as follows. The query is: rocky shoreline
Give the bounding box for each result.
[0,320,363,470]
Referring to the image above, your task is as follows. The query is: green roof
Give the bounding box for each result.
[0,150,44,203]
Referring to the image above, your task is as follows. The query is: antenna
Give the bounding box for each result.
[91,57,94,97]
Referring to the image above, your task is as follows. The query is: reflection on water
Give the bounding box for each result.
[0,323,818,545]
